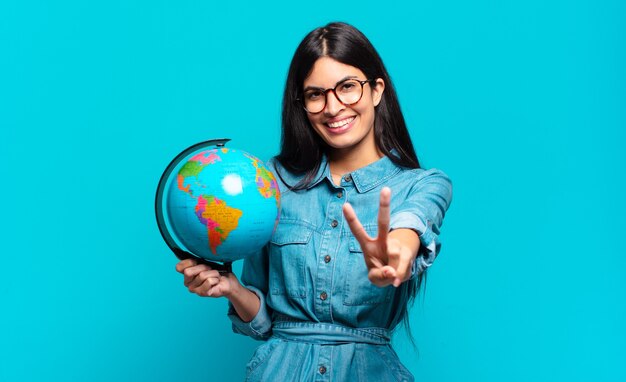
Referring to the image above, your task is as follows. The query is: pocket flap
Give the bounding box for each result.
[270,222,313,246]
[349,236,363,252]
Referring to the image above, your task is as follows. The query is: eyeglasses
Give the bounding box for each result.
[298,78,375,114]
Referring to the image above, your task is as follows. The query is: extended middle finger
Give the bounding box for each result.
[377,187,391,246]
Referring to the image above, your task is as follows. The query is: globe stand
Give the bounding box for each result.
[155,138,235,275]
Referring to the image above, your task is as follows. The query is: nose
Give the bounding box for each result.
[323,90,344,116]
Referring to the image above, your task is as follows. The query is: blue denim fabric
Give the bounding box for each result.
[228,154,452,381]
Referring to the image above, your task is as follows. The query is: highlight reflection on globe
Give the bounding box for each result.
[156,140,281,263]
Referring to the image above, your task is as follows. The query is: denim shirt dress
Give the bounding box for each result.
[228,153,452,382]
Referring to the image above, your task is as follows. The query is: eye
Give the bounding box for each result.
[338,81,358,93]
[305,90,323,100]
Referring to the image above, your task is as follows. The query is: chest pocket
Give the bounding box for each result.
[343,227,394,306]
[268,222,313,299]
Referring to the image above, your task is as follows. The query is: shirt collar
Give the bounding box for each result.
[272,157,328,190]
[346,152,402,193]
[317,151,403,193]
[275,151,403,193]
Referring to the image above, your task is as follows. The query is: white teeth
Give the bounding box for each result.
[327,117,355,128]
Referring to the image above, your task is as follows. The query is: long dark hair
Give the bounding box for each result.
[277,22,420,180]
[276,22,425,336]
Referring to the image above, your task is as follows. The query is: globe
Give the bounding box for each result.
[155,139,280,265]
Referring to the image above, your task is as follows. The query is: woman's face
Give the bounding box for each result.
[303,57,385,159]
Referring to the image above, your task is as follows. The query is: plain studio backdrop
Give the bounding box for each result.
[1,1,624,381]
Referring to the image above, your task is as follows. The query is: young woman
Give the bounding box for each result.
[176,22,452,381]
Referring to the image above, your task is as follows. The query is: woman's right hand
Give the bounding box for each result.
[175,259,239,298]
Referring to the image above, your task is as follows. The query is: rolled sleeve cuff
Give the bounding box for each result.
[390,211,442,278]
[227,286,272,341]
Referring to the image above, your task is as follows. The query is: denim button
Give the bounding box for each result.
[343,174,352,182]
[336,191,343,198]
[319,366,327,374]
[320,292,328,300]
[331,219,338,228]
[324,255,331,263]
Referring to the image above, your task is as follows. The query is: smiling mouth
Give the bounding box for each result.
[326,116,355,129]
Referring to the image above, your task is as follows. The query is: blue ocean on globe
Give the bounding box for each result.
[159,145,281,263]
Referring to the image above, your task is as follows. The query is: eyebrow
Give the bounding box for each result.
[303,75,358,92]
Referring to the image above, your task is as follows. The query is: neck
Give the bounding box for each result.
[328,145,383,175]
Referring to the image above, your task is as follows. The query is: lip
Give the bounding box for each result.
[325,116,356,134]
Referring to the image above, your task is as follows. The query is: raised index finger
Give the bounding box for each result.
[377,187,391,244]
[342,202,372,248]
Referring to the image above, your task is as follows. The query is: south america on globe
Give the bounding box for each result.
[155,139,280,265]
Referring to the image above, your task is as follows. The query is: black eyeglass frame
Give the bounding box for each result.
[296,78,376,114]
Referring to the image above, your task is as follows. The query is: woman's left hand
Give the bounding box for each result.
[342,187,420,287]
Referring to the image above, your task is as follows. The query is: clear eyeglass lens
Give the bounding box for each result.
[336,80,361,103]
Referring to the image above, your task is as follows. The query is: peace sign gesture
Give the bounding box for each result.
[342,187,420,287]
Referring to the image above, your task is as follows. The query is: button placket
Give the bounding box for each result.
[316,344,331,381]
[314,181,348,320]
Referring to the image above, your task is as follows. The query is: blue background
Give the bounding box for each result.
[1,1,624,381]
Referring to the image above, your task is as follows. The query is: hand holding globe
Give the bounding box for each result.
[175,258,238,298]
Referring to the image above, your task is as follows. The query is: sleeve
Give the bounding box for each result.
[389,168,453,277]
[227,244,273,341]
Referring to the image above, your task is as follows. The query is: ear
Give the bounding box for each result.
[371,78,385,107]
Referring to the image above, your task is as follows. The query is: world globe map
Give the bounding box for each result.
[156,141,280,263]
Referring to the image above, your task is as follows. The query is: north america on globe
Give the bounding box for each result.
[244,152,281,203]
